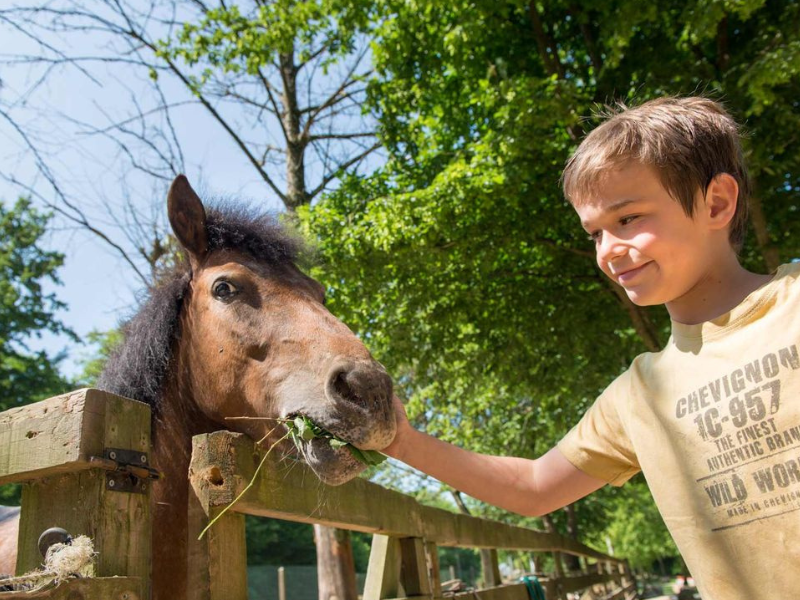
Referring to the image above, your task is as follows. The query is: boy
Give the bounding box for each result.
[382,97,800,600]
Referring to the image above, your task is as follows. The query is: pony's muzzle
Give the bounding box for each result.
[326,360,393,416]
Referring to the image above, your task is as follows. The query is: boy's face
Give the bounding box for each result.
[574,161,719,308]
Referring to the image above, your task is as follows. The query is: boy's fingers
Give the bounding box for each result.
[382,396,411,456]
[391,395,408,418]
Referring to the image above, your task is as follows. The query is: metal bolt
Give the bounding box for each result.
[108,479,116,488]
[38,527,72,558]
[140,455,147,463]
[141,482,147,491]
[109,451,117,460]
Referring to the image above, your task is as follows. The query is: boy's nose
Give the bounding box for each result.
[596,232,627,263]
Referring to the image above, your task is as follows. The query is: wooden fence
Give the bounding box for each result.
[0,390,637,600]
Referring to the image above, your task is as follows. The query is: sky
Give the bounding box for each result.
[0,4,377,378]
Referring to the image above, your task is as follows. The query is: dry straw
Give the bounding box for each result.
[0,535,96,592]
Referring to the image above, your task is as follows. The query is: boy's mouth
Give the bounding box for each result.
[615,261,652,284]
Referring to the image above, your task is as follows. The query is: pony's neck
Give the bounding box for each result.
[150,376,218,600]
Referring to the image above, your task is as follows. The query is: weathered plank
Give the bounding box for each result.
[398,538,431,597]
[0,389,143,484]
[9,390,152,599]
[551,552,566,599]
[480,548,501,589]
[559,571,621,594]
[363,535,401,600]
[0,576,142,599]
[599,582,638,600]
[187,434,249,600]
[189,432,611,561]
[424,541,441,598]
[187,509,248,600]
[390,582,531,600]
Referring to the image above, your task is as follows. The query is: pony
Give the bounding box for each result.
[0,176,395,599]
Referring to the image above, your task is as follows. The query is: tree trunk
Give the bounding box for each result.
[279,48,309,211]
[314,525,358,600]
[563,504,581,572]
[748,193,781,271]
[605,279,662,352]
[450,490,497,585]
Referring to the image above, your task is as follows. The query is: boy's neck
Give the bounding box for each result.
[665,253,773,325]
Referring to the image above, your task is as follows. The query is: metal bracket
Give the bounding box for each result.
[89,448,161,494]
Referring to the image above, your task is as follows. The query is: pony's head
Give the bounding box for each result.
[100,176,395,485]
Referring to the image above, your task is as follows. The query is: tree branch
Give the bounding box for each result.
[0,107,151,287]
[310,131,376,141]
[527,1,565,78]
[603,277,662,352]
[307,142,380,200]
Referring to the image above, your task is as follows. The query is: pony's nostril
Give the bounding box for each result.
[328,364,392,410]
[332,370,362,405]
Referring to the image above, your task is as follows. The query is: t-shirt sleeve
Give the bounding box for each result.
[556,370,641,487]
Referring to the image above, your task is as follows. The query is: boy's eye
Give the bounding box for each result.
[587,231,602,243]
[620,215,639,226]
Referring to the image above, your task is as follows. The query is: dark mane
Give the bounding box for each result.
[97,202,303,413]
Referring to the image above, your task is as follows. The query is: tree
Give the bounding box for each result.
[590,476,680,571]
[301,0,800,567]
[0,197,73,411]
[74,329,125,387]
[0,196,73,504]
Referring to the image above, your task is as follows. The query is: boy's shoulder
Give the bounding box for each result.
[624,261,800,377]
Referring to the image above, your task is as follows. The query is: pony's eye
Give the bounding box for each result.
[212,280,238,301]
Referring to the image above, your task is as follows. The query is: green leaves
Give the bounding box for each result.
[286,415,388,466]
[158,0,378,79]
[0,198,72,411]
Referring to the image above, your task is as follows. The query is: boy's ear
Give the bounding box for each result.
[703,173,739,231]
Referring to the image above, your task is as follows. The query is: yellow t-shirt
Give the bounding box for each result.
[558,263,800,600]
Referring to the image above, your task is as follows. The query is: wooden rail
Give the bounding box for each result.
[188,431,638,600]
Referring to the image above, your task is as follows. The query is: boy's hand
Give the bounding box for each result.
[382,395,413,460]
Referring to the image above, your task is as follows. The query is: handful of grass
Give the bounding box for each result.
[286,415,387,467]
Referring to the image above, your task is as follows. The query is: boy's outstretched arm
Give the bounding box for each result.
[382,397,605,517]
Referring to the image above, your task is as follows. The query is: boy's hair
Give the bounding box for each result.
[562,97,751,250]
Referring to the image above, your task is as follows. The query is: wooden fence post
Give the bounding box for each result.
[551,552,565,600]
[398,537,432,597]
[187,434,248,600]
[4,390,152,599]
[363,535,401,600]
[480,548,501,589]
[278,566,286,600]
[597,562,608,595]
[425,541,442,598]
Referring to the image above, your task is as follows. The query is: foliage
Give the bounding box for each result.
[158,0,376,81]
[0,197,73,412]
[301,0,800,568]
[75,328,124,387]
[246,517,371,571]
[587,476,679,570]
[246,517,318,565]
[0,197,73,505]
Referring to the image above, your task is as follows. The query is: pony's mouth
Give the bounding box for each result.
[283,413,367,486]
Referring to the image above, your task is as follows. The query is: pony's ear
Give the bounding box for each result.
[167,175,209,262]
